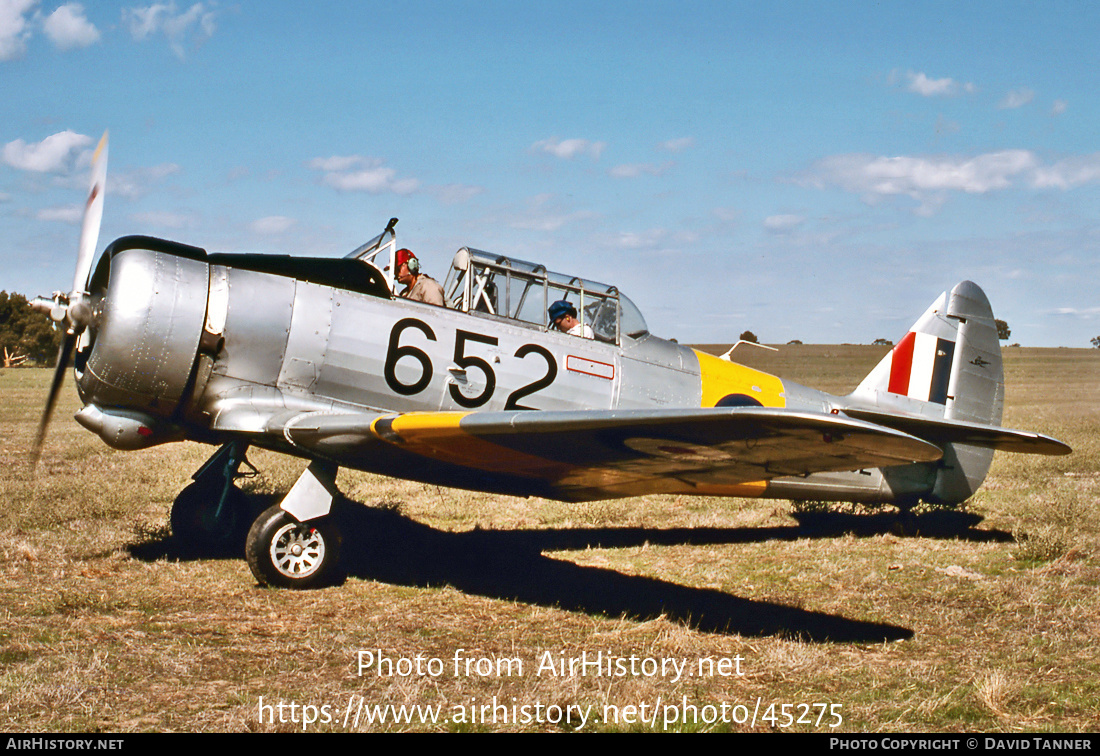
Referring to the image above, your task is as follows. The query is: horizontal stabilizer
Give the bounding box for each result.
[841,408,1071,456]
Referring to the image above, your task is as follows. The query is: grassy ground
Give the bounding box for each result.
[1,347,1097,732]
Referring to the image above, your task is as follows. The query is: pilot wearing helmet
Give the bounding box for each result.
[395,248,445,306]
[548,300,593,339]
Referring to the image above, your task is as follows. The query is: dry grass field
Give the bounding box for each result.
[1,346,1097,732]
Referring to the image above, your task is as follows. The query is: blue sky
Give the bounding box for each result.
[2,1,1098,347]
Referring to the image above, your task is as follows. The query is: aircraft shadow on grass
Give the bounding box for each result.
[130,496,1012,643]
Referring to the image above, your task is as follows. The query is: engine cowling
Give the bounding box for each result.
[75,237,211,445]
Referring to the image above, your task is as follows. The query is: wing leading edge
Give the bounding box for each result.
[275,407,943,501]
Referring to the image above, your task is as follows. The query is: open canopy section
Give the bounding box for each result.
[444,247,649,344]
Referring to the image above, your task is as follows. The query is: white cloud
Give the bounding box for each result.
[110,163,181,198]
[509,209,597,232]
[123,2,217,59]
[999,87,1035,109]
[904,71,975,97]
[130,210,192,228]
[1032,154,1100,190]
[309,155,419,195]
[658,137,694,153]
[1051,306,1100,319]
[428,183,483,205]
[803,150,1038,198]
[1051,99,1068,116]
[763,214,804,233]
[250,215,295,235]
[36,204,82,223]
[43,3,99,49]
[0,0,36,61]
[505,193,599,232]
[609,161,671,179]
[327,167,399,192]
[614,228,668,250]
[531,137,606,161]
[801,149,1100,213]
[602,227,698,253]
[307,155,361,172]
[912,193,947,218]
[907,72,953,96]
[2,130,92,173]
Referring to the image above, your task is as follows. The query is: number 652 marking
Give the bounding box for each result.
[383,318,557,410]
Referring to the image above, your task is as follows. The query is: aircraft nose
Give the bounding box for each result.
[74,239,210,418]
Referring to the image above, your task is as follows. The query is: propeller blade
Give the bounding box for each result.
[33,130,107,467]
[31,333,77,468]
[72,131,108,297]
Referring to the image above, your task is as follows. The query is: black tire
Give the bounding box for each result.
[245,505,342,589]
[170,482,248,550]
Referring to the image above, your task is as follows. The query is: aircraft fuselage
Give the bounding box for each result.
[72,236,940,504]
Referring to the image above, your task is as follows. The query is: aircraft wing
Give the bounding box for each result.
[272,407,944,501]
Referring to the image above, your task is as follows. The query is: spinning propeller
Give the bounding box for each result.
[31,131,108,467]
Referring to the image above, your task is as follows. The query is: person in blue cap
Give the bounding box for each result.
[548,300,593,339]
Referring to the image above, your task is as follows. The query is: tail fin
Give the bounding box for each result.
[853,281,1004,425]
[850,281,1004,504]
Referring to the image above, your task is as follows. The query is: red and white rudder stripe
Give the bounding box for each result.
[852,282,1003,426]
[886,321,955,405]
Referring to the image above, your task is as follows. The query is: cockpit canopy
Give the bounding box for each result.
[443,248,649,344]
[343,219,650,345]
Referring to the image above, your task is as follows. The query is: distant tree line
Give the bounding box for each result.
[0,292,63,367]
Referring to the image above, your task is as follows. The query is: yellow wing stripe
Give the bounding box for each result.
[382,411,466,435]
[372,412,574,478]
[695,350,786,409]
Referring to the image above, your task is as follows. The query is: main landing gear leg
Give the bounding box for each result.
[170,440,255,549]
[245,461,343,589]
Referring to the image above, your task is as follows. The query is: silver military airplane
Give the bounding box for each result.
[33,134,1070,589]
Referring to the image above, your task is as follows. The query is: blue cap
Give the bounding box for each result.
[548,300,576,321]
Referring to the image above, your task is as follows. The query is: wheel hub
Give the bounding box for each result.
[269,522,326,578]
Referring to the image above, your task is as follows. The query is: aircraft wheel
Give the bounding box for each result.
[246,505,342,589]
[170,482,248,549]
